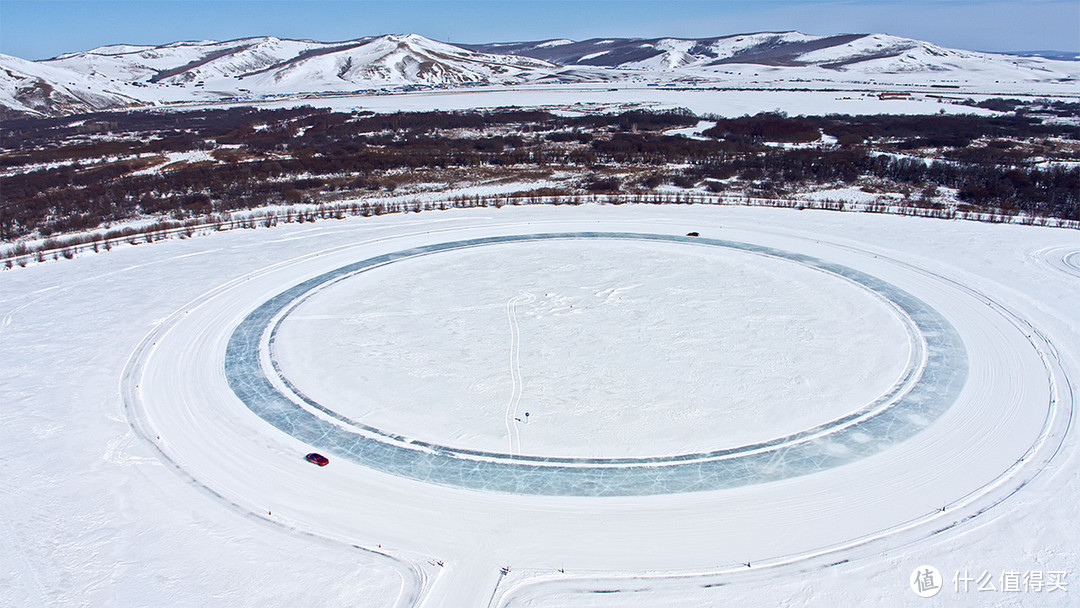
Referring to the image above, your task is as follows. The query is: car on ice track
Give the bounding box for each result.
[305,452,329,466]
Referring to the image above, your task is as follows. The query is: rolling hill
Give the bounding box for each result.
[2,32,1076,116]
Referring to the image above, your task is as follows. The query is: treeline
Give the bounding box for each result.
[969,98,1080,117]
[0,107,699,238]
[2,104,1078,240]
[9,191,1075,269]
[1,105,320,154]
[702,112,1077,148]
[683,150,1079,218]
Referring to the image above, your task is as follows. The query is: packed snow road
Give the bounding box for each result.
[2,204,1078,607]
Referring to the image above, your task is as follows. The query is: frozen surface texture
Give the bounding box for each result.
[225,233,960,495]
[272,238,913,458]
[2,205,1076,607]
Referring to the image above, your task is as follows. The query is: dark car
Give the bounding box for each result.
[686,231,700,237]
[305,452,329,466]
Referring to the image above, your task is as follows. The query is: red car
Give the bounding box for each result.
[305,452,329,466]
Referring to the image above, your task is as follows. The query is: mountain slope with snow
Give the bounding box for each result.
[465,31,1079,77]
[83,37,339,84]
[462,32,850,68]
[1,32,1077,116]
[0,53,139,116]
[235,34,557,92]
[42,34,557,91]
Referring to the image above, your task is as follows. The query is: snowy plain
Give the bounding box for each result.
[1,203,1078,607]
[178,83,1010,119]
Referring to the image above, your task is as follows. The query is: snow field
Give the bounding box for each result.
[2,204,1077,606]
[130,210,1067,603]
[196,84,1011,119]
[270,238,914,459]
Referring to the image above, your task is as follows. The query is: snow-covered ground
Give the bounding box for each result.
[1,204,1078,607]
[175,83,1008,118]
[272,238,912,459]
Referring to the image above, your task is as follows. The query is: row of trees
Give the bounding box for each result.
[681,150,1079,218]
[10,190,1075,269]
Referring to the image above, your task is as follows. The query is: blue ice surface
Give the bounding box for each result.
[225,233,967,496]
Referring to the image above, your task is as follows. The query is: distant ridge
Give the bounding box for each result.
[2,32,1077,117]
[994,50,1080,62]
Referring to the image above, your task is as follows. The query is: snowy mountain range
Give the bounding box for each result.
[2,32,1077,116]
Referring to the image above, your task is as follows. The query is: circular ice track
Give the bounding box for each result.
[226,233,961,496]
[123,217,1069,604]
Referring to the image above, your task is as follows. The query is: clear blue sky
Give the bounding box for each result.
[1,0,1077,60]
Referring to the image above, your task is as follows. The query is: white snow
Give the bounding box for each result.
[798,186,903,205]
[2,203,1077,607]
[662,119,715,139]
[536,40,575,49]
[178,84,1010,119]
[126,150,217,175]
[273,239,911,458]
